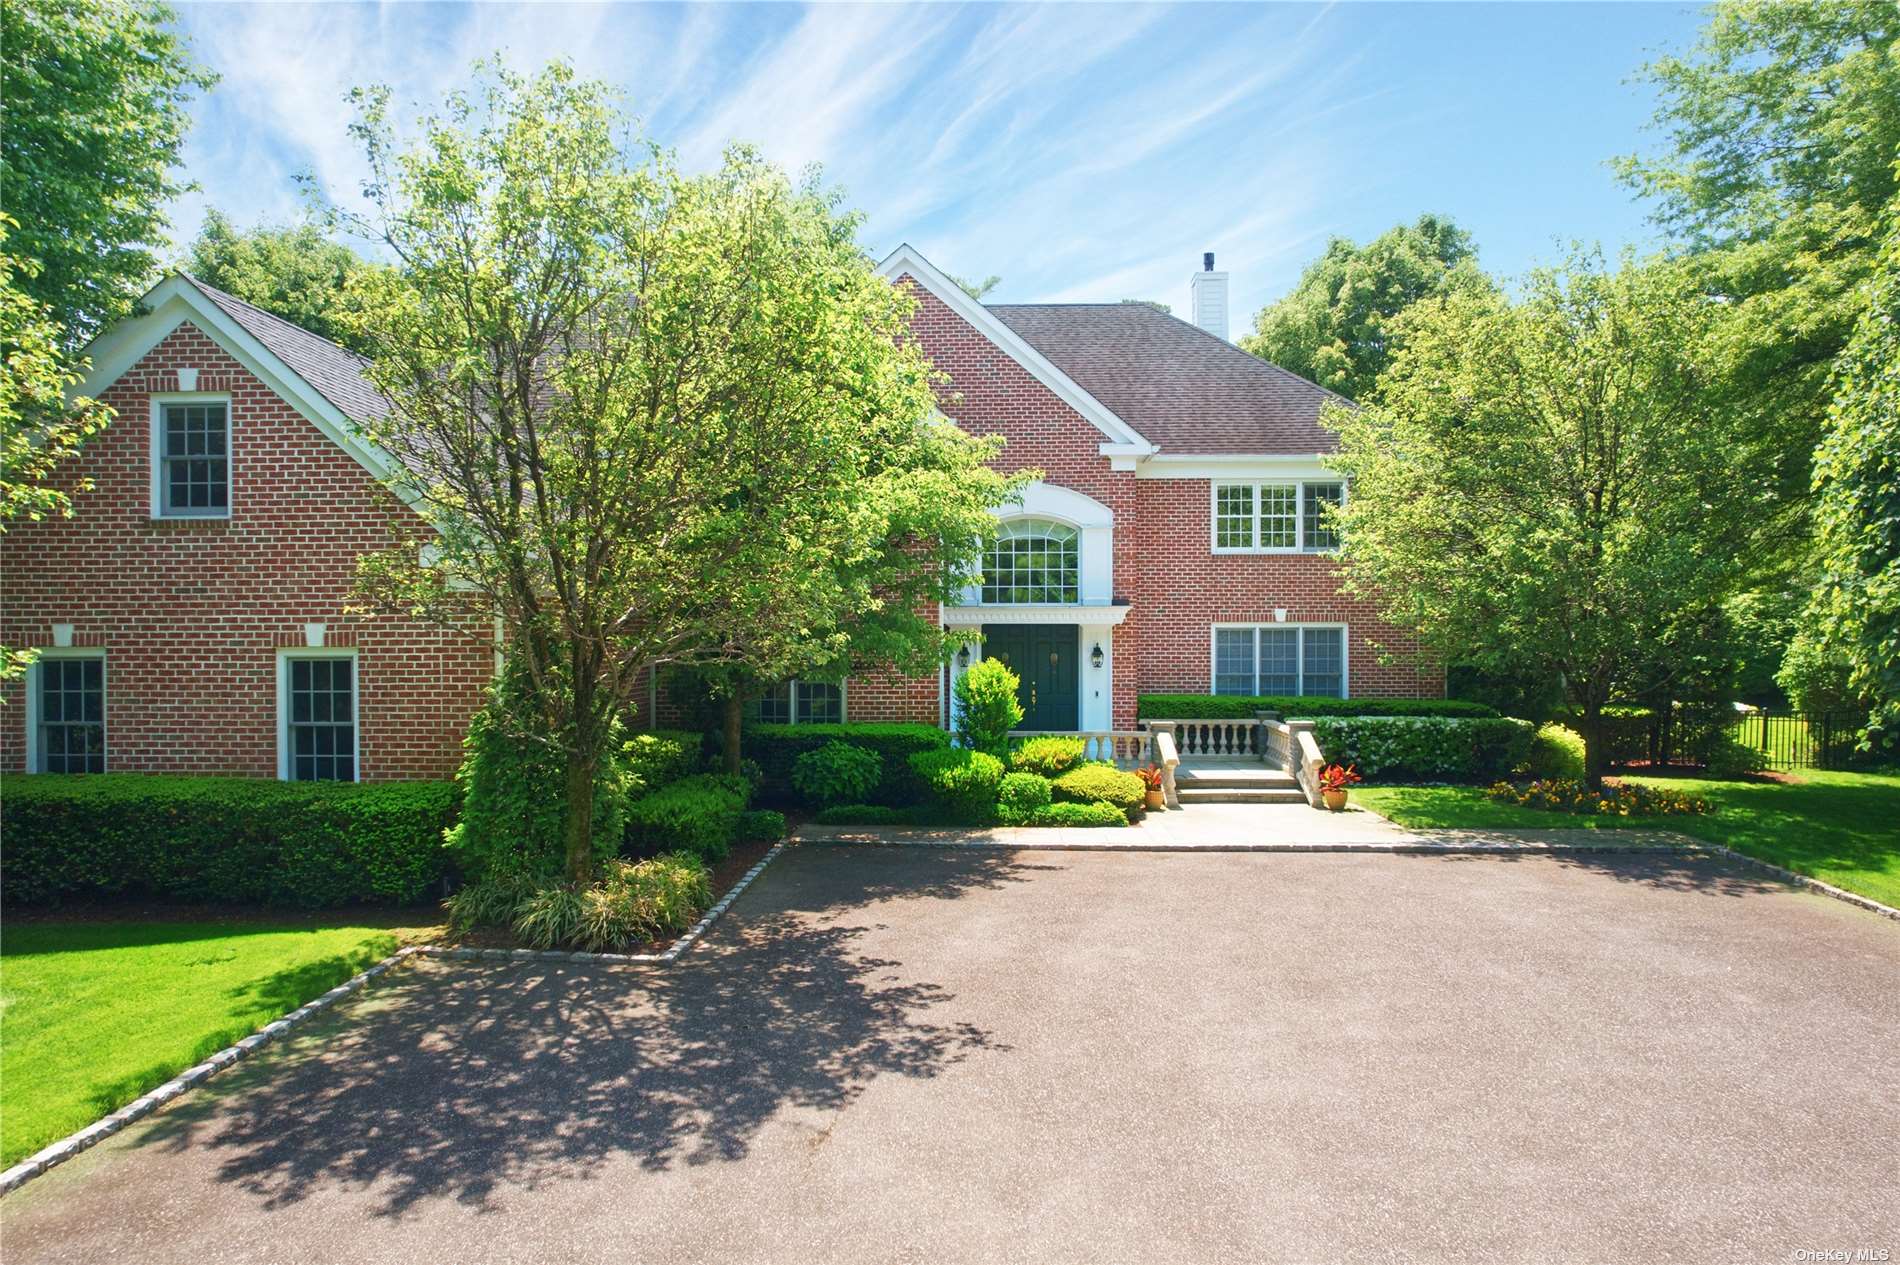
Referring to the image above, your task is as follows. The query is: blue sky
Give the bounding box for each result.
[168,1,1707,327]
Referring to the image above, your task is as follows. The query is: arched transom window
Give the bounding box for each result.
[982,519,1079,604]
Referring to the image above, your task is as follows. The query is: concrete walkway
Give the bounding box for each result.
[793,802,1695,852]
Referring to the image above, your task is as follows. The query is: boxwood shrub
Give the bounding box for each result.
[1010,736,1086,778]
[746,723,950,805]
[1310,716,1534,782]
[791,741,883,807]
[624,729,704,793]
[1138,694,1500,720]
[995,771,1054,825]
[1030,801,1127,827]
[1,774,455,908]
[1050,762,1146,819]
[623,773,752,864]
[907,748,1004,823]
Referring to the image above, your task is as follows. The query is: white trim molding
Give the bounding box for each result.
[941,603,1132,627]
[23,647,109,774]
[1135,453,1339,480]
[275,646,362,782]
[968,480,1116,607]
[875,244,1158,460]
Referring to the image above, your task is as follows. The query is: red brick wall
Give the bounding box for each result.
[0,321,493,780]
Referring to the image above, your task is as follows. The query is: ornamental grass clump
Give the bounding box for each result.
[457,853,714,952]
[1485,779,1710,817]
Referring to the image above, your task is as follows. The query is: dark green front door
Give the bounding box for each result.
[982,624,1078,731]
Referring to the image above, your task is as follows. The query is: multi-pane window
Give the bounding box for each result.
[158,402,229,517]
[286,656,356,781]
[1210,481,1344,553]
[982,519,1079,604]
[748,679,842,725]
[1210,626,1347,697]
[36,657,105,772]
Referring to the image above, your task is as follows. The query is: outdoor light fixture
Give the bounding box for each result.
[956,643,972,668]
[1091,642,1105,669]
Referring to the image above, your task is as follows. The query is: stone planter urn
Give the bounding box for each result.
[1145,788,1165,811]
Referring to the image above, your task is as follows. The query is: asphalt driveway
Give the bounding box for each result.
[4,845,1897,1264]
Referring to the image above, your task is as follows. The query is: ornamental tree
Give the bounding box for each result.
[334,62,1013,881]
[1326,251,1784,783]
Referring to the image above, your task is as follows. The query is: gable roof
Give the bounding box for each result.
[987,303,1352,456]
[180,276,390,425]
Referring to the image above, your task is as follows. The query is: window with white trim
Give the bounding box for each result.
[282,654,357,780]
[1211,625,1346,697]
[156,401,230,517]
[748,679,843,725]
[34,655,106,772]
[1211,481,1345,553]
[982,519,1079,604]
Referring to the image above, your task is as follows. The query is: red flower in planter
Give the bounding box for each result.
[1318,763,1361,793]
[1137,764,1165,791]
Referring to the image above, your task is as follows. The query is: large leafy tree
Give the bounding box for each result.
[1326,252,1784,783]
[1795,178,1900,752]
[1242,214,1490,401]
[1617,1,1899,502]
[183,210,382,354]
[336,63,1016,881]
[0,0,213,342]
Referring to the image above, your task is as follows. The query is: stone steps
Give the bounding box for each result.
[1176,787,1310,805]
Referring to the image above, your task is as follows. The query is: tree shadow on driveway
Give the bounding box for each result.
[132,847,1035,1217]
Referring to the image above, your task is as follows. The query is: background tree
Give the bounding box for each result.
[337,63,1013,881]
[1326,251,1782,783]
[1242,214,1489,401]
[950,272,1001,301]
[0,0,213,343]
[1,216,115,683]
[183,210,382,354]
[1794,175,1900,752]
[1120,298,1170,314]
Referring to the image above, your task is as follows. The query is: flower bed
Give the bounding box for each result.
[1485,778,1711,817]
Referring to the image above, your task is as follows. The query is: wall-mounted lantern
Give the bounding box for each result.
[956,643,972,669]
[1090,642,1105,670]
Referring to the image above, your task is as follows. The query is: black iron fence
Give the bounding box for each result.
[1726,709,1864,771]
[1594,705,1867,771]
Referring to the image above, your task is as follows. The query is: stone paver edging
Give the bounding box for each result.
[0,843,786,1200]
[1693,842,1900,923]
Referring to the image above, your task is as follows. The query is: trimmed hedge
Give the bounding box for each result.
[747,723,949,805]
[907,748,1004,823]
[2,774,455,908]
[1138,694,1499,720]
[811,803,917,826]
[1051,762,1146,819]
[623,773,751,864]
[1521,723,1586,780]
[624,730,704,793]
[791,741,883,807]
[737,808,787,843]
[1311,716,1534,782]
[996,771,1054,825]
[1010,736,1085,778]
[1030,801,1127,828]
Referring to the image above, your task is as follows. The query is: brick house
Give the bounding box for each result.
[1,247,1438,782]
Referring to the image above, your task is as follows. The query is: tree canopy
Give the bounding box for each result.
[183,210,382,354]
[1241,214,1489,402]
[1326,251,1784,781]
[0,0,213,343]
[335,63,1019,879]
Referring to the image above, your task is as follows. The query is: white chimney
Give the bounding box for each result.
[1189,251,1229,341]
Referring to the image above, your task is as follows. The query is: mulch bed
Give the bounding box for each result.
[445,836,778,954]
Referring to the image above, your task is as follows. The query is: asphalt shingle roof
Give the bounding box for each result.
[987,302,1351,455]
[182,274,390,424]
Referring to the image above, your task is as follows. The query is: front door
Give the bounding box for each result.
[981,624,1079,731]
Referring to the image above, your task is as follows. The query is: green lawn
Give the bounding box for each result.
[0,914,436,1166]
[1356,769,1900,908]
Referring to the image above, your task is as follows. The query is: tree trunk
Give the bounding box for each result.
[1579,700,1608,790]
[563,746,598,884]
[723,694,744,776]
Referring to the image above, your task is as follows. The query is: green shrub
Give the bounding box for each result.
[1050,761,1147,817]
[446,665,629,884]
[2,775,455,908]
[736,808,787,842]
[907,748,1005,823]
[1311,716,1534,782]
[1010,736,1085,778]
[1029,800,1128,827]
[955,659,1023,757]
[996,771,1054,825]
[745,723,949,805]
[624,730,703,793]
[623,773,751,864]
[1520,723,1587,780]
[1702,732,1769,780]
[1137,694,1499,720]
[811,803,919,825]
[506,854,713,951]
[791,741,883,806]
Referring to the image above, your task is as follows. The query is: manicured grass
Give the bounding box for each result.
[0,913,438,1166]
[1356,769,1900,908]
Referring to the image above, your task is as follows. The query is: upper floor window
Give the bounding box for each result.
[1212,481,1344,553]
[33,654,106,772]
[156,400,230,518]
[748,679,843,725]
[982,518,1079,604]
